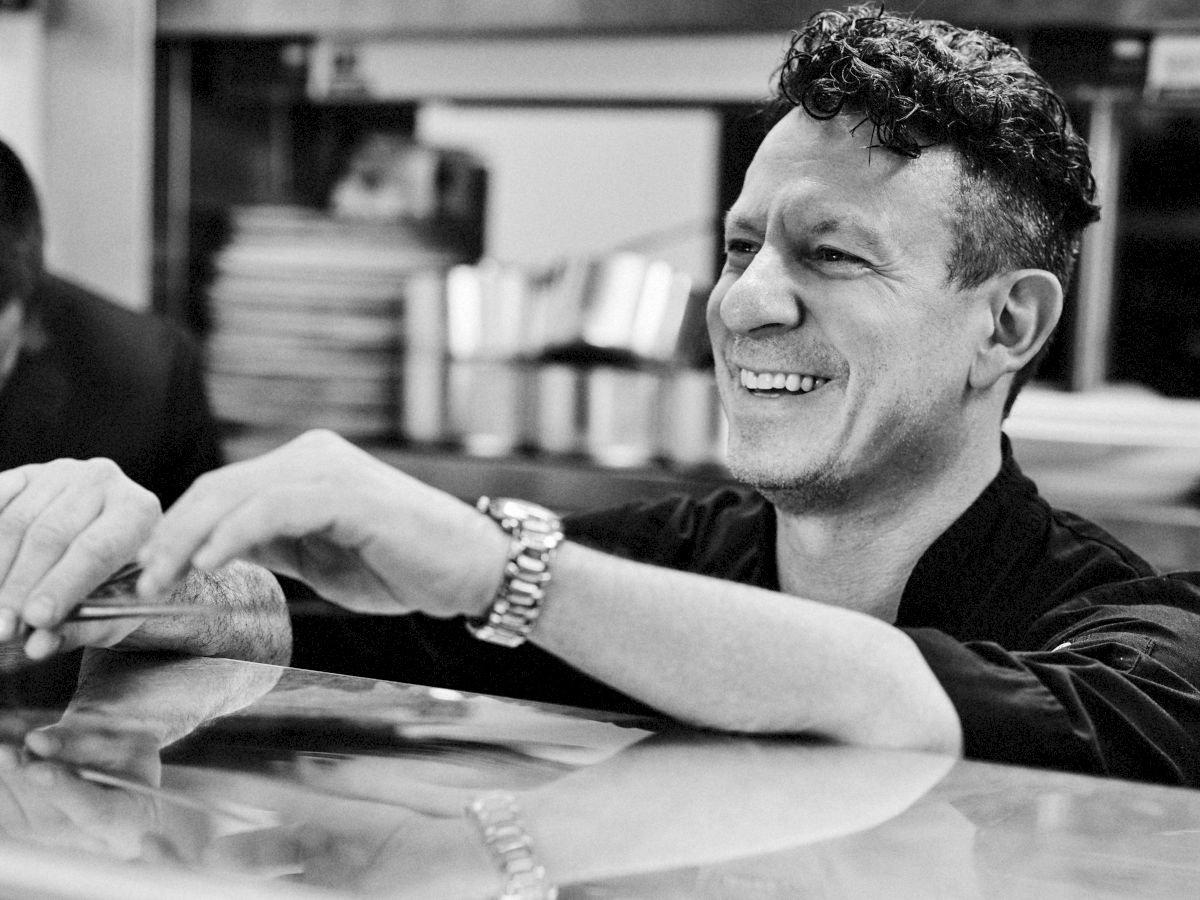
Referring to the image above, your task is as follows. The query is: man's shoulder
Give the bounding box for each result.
[1043,504,1158,578]
[1041,504,1200,614]
[33,274,196,370]
[906,450,1166,639]
[969,496,1186,646]
[989,444,1158,586]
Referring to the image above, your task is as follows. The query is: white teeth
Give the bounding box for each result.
[739,368,828,395]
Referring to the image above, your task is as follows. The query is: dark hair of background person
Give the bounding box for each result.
[0,140,44,312]
[765,4,1102,414]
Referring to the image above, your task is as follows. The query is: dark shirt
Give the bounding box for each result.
[0,274,223,508]
[291,440,1200,786]
[560,439,1200,786]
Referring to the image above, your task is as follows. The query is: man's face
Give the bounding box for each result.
[707,110,991,512]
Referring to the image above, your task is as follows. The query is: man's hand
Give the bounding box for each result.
[22,713,163,786]
[0,458,161,660]
[137,430,509,619]
[0,741,162,860]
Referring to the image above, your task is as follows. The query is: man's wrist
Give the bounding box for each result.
[465,790,558,900]
[467,498,564,648]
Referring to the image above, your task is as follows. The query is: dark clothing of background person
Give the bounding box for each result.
[0,274,224,704]
[0,274,223,508]
[290,438,1200,787]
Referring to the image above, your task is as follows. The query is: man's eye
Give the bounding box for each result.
[724,239,759,259]
[815,247,859,264]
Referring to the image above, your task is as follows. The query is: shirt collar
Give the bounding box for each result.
[897,434,1047,633]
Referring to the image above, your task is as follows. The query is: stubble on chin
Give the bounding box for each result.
[726,405,963,517]
[724,432,853,515]
[731,461,854,515]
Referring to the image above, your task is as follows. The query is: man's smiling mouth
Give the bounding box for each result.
[739,367,830,395]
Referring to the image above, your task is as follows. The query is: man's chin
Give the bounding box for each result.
[726,455,851,514]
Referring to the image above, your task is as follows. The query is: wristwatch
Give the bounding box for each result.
[467,496,564,648]
[466,791,558,900]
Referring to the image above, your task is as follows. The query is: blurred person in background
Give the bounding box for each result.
[0,138,222,508]
[0,137,236,699]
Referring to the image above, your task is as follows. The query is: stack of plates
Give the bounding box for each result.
[205,205,462,439]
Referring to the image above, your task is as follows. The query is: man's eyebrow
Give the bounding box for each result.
[724,208,892,254]
[722,210,759,235]
[808,216,889,254]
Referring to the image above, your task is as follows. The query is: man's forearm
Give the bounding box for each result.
[118,562,291,665]
[532,543,963,755]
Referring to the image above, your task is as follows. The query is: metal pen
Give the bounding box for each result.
[64,562,214,622]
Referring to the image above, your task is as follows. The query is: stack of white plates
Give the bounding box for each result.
[205,205,462,439]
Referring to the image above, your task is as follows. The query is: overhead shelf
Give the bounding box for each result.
[156,0,1200,40]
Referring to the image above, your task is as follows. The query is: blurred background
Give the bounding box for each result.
[2,0,1199,568]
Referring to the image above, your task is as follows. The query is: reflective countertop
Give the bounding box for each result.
[0,651,1197,899]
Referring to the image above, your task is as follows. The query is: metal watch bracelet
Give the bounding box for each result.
[466,497,564,648]
[466,790,558,900]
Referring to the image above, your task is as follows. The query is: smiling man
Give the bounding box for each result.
[710,106,1068,622]
[121,5,1200,786]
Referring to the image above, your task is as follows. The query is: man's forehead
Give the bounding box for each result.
[762,108,959,163]
[731,111,962,230]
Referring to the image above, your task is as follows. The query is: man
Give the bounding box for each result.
[15,6,1200,784]
[0,138,221,509]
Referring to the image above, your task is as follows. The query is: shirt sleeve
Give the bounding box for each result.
[906,573,1200,785]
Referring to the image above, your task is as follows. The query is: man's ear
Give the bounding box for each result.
[968,269,1063,391]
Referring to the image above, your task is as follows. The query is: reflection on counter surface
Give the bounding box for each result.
[0,651,1195,899]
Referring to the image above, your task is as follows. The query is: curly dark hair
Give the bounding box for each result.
[767,5,1100,410]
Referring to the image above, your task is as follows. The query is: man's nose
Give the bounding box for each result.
[717,253,804,336]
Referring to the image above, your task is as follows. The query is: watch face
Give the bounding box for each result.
[493,498,553,521]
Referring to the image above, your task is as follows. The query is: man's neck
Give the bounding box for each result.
[773,436,1003,622]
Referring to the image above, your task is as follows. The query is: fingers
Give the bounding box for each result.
[22,630,64,661]
[138,432,355,597]
[0,466,73,636]
[139,481,332,598]
[22,503,155,634]
[199,488,341,572]
[26,718,162,786]
[15,503,115,626]
[0,459,160,648]
[137,469,246,596]
[19,503,150,627]
[0,468,34,532]
[138,429,430,618]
